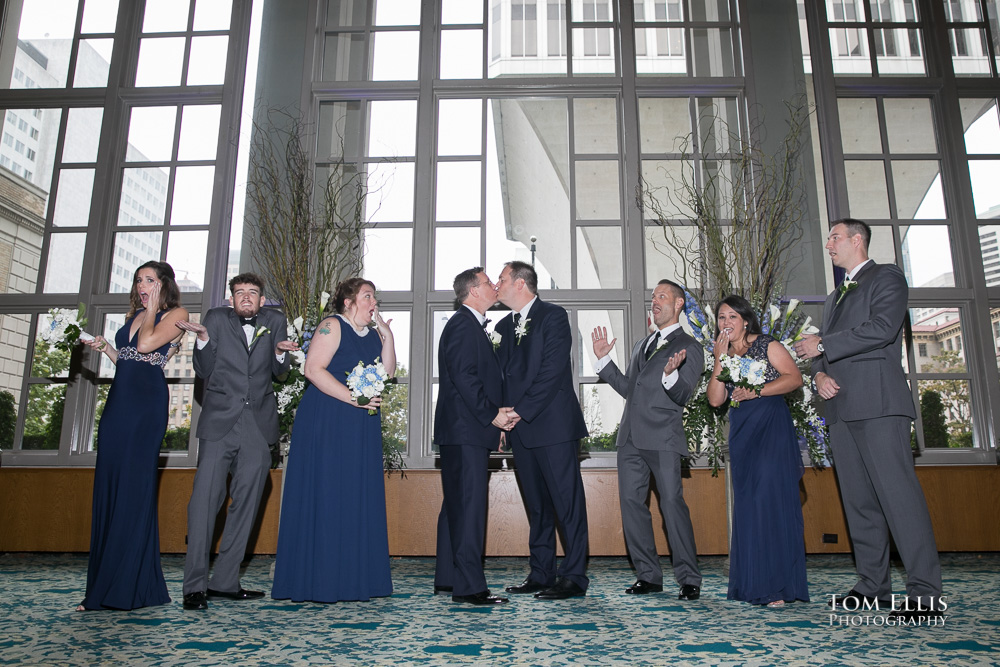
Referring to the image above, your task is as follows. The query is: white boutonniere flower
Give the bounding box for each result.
[252,325,270,344]
[515,317,531,344]
[489,331,502,351]
[836,278,858,305]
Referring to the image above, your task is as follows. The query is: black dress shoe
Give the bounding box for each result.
[452,590,509,605]
[183,591,208,610]
[206,587,265,601]
[434,585,453,595]
[505,579,548,594]
[626,580,663,594]
[677,584,700,600]
[534,577,586,600]
[829,589,891,611]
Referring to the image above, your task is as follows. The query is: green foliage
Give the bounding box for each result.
[582,424,619,452]
[22,386,64,450]
[918,389,949,449]
[31,340,70,377]
[380,366,408,476]
[0,390,16,449]
[682,378,729,473]
[920,350,972,447]
[162,425,191,451]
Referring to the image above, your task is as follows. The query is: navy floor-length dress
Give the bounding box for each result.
[272,316,392,602]
[81,309,171,610]
[726,334,809,605]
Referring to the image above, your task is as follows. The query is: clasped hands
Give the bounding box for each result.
[493,407,520,431]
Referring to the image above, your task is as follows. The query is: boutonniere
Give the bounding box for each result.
[515,317,531,344]
[489,331,502,351]
[252,325,270,344]
[836,278,858,305]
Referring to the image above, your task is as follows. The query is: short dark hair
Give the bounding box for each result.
[333,277,376,314]
[714,294,762,344]
[229,272,265,297]
[505,260,538,294]
[834,218,871,251]
[656,279,685,307]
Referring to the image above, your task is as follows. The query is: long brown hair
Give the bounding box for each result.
[127,261,182,319]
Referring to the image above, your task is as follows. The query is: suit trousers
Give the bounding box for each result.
[183,406,271,594]
[617,439,701,587]
[434,445,491,596]
[511,439,589,590]
[829,416,942,604]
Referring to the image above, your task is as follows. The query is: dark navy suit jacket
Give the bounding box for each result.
[433,306,503,449]
[496,298,588,448]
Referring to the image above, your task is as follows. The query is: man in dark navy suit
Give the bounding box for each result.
[432,267,510,605]
[495,260,590,600]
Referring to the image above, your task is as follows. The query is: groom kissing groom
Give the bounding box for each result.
[176,272,298,610]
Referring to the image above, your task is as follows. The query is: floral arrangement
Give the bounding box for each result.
[716,355,766,407]
[489,331,502,351]
[36,305,88,352]
[273,292,329,456]
[346,357,391,415]
[680,289,828,473]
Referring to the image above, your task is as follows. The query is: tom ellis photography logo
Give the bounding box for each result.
[828,594,949,627]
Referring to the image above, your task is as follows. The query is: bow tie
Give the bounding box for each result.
[240,316,257,327]
[482,318,491,329]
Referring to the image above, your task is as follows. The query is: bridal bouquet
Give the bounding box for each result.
[346,357,391,415]
[716,354,766,407]
[37,304,89,352]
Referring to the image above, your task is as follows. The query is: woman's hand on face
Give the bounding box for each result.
[147,281,162,311]
[714,329,729,361]
[373,306,392,336]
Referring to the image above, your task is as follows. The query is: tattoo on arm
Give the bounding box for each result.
[319,325,331,335]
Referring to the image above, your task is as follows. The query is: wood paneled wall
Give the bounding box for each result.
[1,466,997,554]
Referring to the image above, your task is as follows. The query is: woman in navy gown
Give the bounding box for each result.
[707,295,809,607]
[272,277,396,602]
[78,261,187,610]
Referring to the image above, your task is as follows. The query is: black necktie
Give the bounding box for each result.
[240,316,257,327]
[513,313,521,327]
[645,332,662,360]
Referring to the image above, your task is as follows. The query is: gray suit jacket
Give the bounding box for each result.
[598,328,704,455]
[813,261,916,424]
[193,306,290,443]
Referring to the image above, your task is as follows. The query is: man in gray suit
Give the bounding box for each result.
[795,218,943,620]
[176,273,297,610]
[591,279,704,599]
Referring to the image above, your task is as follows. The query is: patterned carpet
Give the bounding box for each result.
[1,552,997,666]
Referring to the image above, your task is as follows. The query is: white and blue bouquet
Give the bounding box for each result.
[716,354,767,407]
[345,357,390,415]
[37,304,89,352]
